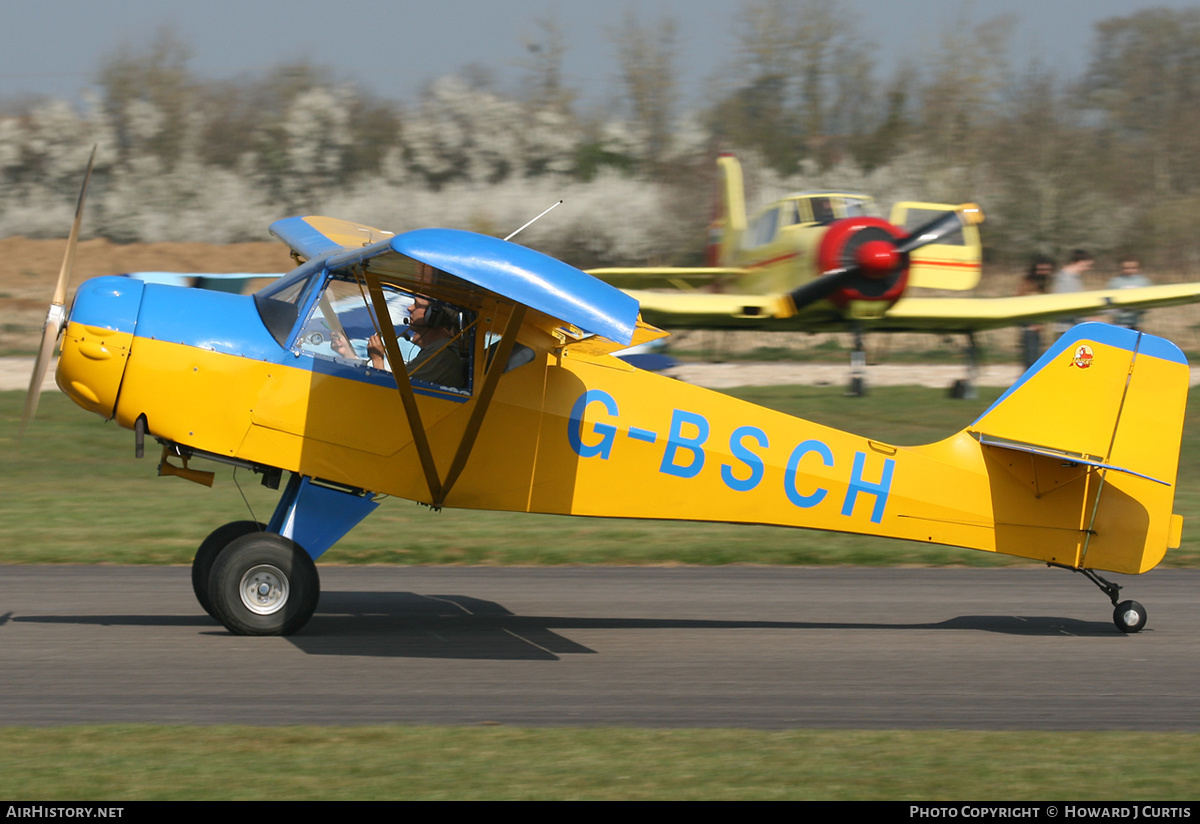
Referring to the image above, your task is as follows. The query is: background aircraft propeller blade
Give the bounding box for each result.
[19,146,97,437]
[894,204,983,256]
[784,266,858,311]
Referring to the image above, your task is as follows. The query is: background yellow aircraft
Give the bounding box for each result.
[589,154,1200,395]
[592,153,983,308]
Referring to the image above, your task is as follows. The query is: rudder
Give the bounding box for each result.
[704,153,746,267]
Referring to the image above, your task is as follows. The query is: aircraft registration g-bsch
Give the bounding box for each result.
[24,160,1190,637]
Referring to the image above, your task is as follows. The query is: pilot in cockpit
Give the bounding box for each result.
[366,295,466,388]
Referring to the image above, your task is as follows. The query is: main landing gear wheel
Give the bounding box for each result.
[208,532,319,636]
[1113,600,1147,634]
[191,521,266,618]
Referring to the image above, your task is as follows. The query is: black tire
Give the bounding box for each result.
[1113,600,1147,634]
[208,532,320,636]
[192,521,265,618]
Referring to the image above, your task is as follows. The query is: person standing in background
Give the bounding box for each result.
[1107,256,1151,331]
[1052,249,1094,336]
[1018,254,1054,368]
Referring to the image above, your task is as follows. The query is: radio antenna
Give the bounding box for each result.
[505,200,563,241]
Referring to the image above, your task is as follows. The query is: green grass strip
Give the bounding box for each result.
[2,726,1199,800]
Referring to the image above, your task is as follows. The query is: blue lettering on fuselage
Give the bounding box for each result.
[660,410,709,478]
[566,392,894,522]
[784,439,833,508]
[721,426,769,491]
[568,389,619,459]
[842,451,895,524]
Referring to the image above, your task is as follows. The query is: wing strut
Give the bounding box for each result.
[436,304,527,507]
[364,272,443,503]
[363,272,526,509]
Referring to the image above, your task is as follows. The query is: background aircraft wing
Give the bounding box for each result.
[879,283,1200,332]
[585,266,747,289]
[626,282,1200,334]
[624,289,794,330]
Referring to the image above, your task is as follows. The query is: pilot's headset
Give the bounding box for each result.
[424,299,457,331]
[408,297,458,333]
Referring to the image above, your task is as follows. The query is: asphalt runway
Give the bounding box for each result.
[1,565,1197,730]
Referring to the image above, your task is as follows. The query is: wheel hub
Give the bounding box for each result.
[239,564,289,615]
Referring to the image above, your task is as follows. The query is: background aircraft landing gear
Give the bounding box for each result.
[846,325,867,397]
[947,333,980,400]
[191,520,266,618]
[208,532,320,636]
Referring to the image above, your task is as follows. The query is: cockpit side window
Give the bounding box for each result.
[295,275,474,394]
[745,207,781,248]
[810,197,835,224]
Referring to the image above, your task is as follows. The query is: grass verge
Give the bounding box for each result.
[2,726,1200,800]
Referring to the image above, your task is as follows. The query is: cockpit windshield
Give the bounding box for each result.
[254,266,314,347]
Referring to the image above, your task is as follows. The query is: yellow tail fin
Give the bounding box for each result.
[967,323,1188,573]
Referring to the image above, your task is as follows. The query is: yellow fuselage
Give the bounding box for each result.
[57,279,1185,576]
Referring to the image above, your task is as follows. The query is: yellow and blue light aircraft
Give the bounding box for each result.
[590,153,1200,395]
[23,163,1191,637]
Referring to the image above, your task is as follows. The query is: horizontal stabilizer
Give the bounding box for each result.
[973,433,1170,486]
[889,201,983,291]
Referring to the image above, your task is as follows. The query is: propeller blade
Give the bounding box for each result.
[19,310,65,434]
[19,145,97,438]
[52,145,96,306]
[784,266,858,313]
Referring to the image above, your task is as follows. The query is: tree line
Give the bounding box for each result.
[1,2,1198,274]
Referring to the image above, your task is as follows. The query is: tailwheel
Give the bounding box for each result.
[192,521,267,618]
[208,532,320,636]
[1051,564,1149,634]
[1113,600,1147,634]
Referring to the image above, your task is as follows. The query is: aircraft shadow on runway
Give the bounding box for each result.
[7,590,1129,660]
